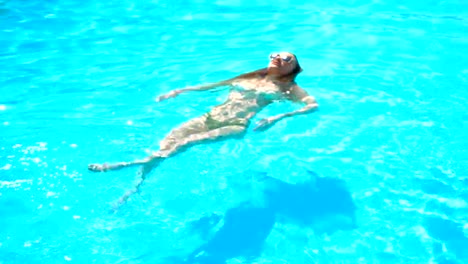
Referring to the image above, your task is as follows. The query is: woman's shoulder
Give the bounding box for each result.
[231,68,268,81]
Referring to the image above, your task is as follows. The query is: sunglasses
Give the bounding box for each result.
[269,53,293,63]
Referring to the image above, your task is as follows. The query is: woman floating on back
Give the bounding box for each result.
[88,52,319,208]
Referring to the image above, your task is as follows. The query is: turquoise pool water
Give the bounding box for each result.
[1,0,467,263]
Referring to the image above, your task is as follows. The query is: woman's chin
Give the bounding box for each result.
[267,67,280,75]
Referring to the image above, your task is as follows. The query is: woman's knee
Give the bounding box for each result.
[160,136,177,150]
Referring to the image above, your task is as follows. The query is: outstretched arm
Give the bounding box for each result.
[254,85,318,131]
[156,80,232,102]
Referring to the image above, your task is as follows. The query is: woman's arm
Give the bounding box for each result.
[156,80,232,102]
[254,85,318,131]
[156,67,267,102]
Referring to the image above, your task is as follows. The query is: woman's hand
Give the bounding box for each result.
[156,89,181,102]
[253,117,277,131]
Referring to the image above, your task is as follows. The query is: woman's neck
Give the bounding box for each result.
[266,73,295,83]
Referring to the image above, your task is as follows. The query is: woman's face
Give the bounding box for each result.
[267,52,297,76]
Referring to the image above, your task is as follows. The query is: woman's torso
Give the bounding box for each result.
[207,78,293,123]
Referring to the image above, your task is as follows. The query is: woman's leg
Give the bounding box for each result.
[89,114,246,209]
[112,124,246,208]
[171,125,246,151]
[113,155,163,208]
[88,158,150,172]
[87,116,209,173]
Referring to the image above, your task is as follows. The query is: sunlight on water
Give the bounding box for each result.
[1,0,467,263]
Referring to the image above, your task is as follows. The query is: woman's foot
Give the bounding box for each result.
[88,163,109,172]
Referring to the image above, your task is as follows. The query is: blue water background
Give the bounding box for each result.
[1,0,467,263]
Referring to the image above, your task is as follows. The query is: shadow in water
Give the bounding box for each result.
[424,216,468,262]
[263,171,356,232]
[185,204,276,264]
[182,170,357,264]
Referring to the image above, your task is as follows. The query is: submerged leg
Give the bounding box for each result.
[113,155,163,209]
[101,112,247,209]
[112,125,246,209]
